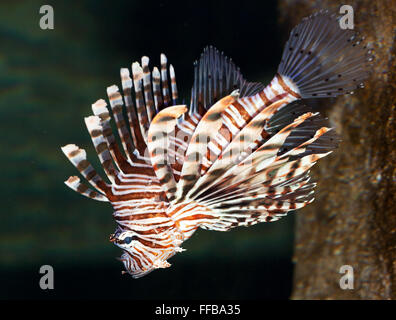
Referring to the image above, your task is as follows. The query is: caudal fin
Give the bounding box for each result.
[277,10,373,98]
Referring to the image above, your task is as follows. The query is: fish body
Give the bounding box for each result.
[62,11,371,278]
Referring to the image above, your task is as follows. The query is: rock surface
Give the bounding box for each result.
[279,0,396,299]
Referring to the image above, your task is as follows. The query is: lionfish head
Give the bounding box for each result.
[110,230,138,249]
[111,227,182,278]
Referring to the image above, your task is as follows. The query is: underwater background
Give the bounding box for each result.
[0,0,297,299]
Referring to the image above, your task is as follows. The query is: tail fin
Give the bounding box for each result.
[277,10,373,98]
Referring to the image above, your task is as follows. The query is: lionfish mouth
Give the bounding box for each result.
[109,233,122,244]
[119,247,174,279]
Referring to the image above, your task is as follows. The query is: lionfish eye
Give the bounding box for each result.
[124,236,136,244]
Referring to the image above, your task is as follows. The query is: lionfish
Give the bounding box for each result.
[61,11,371,278]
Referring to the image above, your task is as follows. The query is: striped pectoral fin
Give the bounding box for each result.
[197,156,286,208]
[148,105,188,202]
[194,112,328,211]
[64,176,108,202]
[201,175,316,231]
[220,172,313,206]
[61,144,109,195]
[239,111,317,170]
[220,113,313,184]
[193,111,325,209]
[243,150,326,190]
[212,172,316,211]
[220,127,335,201]
[195,114,335,231]
[278,126,333,159]
[269,183,317,208]
[188,98,291,201]
[200,208,281,231]
[270,152,332,187]
[200,187,316,231]
[176,92,239,203]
